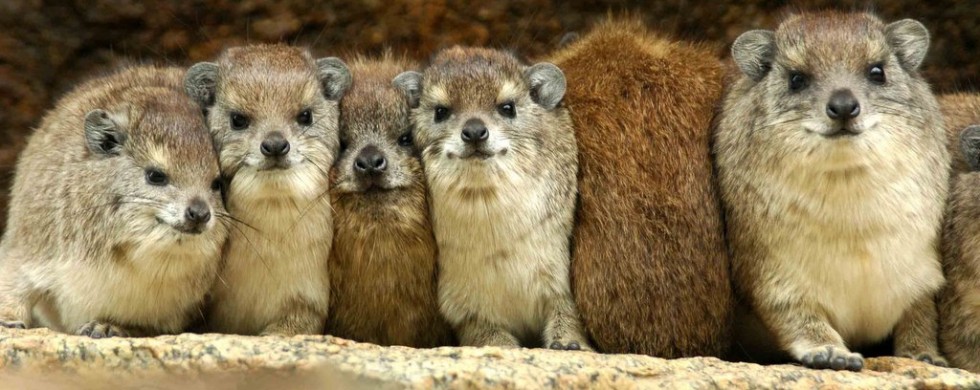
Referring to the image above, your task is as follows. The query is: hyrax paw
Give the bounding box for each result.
[0,320,26,329]
[904,353,948,367]
[76,321,129,339]
[547,338,593,352]
[800,345,863,371]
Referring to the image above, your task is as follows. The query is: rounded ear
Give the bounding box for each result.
[885,19,930,72]
[960,125,980,171]
[185,62,220,108]
[525,63,566,110]
[732,30,775,81]
[316,57,352,101]
[84,109,128,156]
[392,71,423,109]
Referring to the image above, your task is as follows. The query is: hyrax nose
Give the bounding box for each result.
[260,132,291,157]
[185,198,211,225]
[461,118,489,144]
[826,89,861,121]
[354,145,387,175]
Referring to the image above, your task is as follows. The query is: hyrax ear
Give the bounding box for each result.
[316,57,352,101]
[732,30,775,81]
[960,125,980,171]
[525,63,566,110]
[185,62,220,108]
[392,71,423,109]
[885,19,930,72]
[84,109,128,157]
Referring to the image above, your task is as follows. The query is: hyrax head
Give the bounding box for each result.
[84,87,225,239]
[731,12,931,145]
[393,47,566,173]
[184,44,352,199]
[333,58,422,199]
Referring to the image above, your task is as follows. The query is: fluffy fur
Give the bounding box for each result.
[547,19,732,357]
[717,12,949,370]
[0,66,227,336]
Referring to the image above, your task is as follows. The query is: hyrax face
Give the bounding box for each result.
[731,13,933,164]
[393,47,567,183]
[333,60,421,202]
[85,90,225,242]
[185,44,351,201]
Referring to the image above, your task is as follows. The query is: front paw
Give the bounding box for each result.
[0,320,26,329]
[903,353,948,367]
[76,321,129,338]
[546,337,593,352]
[800,345,863,371]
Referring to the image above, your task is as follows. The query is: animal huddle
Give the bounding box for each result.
[1,11,979,374]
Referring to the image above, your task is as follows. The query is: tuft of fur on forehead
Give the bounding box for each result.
[341,54,418,134]
[424,47,526,107]
[216,44,321,113]
[775,12,889,70]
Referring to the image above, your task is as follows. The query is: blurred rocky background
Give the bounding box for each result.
[0,0,976,230]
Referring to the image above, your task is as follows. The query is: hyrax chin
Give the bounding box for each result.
[0,66,228,337]
[185,44,352,336]
[394,47,590,350]
[716,12,949,371]
[325,56,454,347]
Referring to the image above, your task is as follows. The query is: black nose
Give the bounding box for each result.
[260,133,291,157]
[461,118,489,144]
[185,198,211,225]
[354,145,387,175]
[826,89,861,121]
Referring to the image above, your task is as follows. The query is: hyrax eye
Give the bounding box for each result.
[297,109,313,126]
[210,178,223,192]
[497,101,516,118]
[788,72,809,92]
[434,106,451,123]
[145,168,169,186]
[398,131,413,147]
[867,63,886,85]
[230,112,250,130]
[339,138,349,152]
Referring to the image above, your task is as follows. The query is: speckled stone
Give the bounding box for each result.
[1,328,978,389]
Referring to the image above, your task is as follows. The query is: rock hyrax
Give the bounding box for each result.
[547,18,732,357]
[939,93,980,173]
[325,55,454,347]
[394,47,590,350]
[185,44,351,335]
[716,12,949,370]
[0,66,227,337]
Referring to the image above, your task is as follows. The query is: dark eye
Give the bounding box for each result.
[210,178,223,192]
[398,131,413,147]
[868,63,886,85]
[230,112,250,131]
[297,109,312,126]
[339,138,349,152]
[789,72,809,92]
[145,168,168,186]
[497,101,516,118]
[434,106,451,123]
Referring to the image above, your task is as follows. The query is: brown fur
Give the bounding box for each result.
[326,55,454,347]
[547,19,732,357]
[939,93,980,173]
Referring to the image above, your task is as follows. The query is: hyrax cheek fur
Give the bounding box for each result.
[325,55,455,347]
[185,44,352,335]
[716,12,949,371]
[0,66,228,337]
[394,47,590,350]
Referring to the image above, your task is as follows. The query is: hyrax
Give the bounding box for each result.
[716,12,949,370]
[939,93,980,173]
[547,18,732,357]
[0,66,227,337]
[185,44,351,335]
[394,47,591,350]
[325,55,454,347]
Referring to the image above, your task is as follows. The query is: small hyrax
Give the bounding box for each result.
[185,44,351,335]
[0,66,228,337]
[716,12,949,371]
[394,47,591,350]
[326,55,455,347]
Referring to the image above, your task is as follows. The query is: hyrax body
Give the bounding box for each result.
[716,12,949,370]
[325,55,454,347]
[937,93,980,372]
[547,19,732,357]
[185,44,351,335]
[0,66,227,337]
[394,47,590,349]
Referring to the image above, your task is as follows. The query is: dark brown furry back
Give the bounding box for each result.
[548,19,732,357]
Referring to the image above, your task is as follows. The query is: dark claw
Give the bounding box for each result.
[549,341,563,350]
[566,341,581,351]
[846,356,864,371]
[0,320,26,329]
[830,356,847,370]
[915,354,948,367]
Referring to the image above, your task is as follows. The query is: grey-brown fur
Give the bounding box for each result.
[717,12,949,370]
[0,66,227,337]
